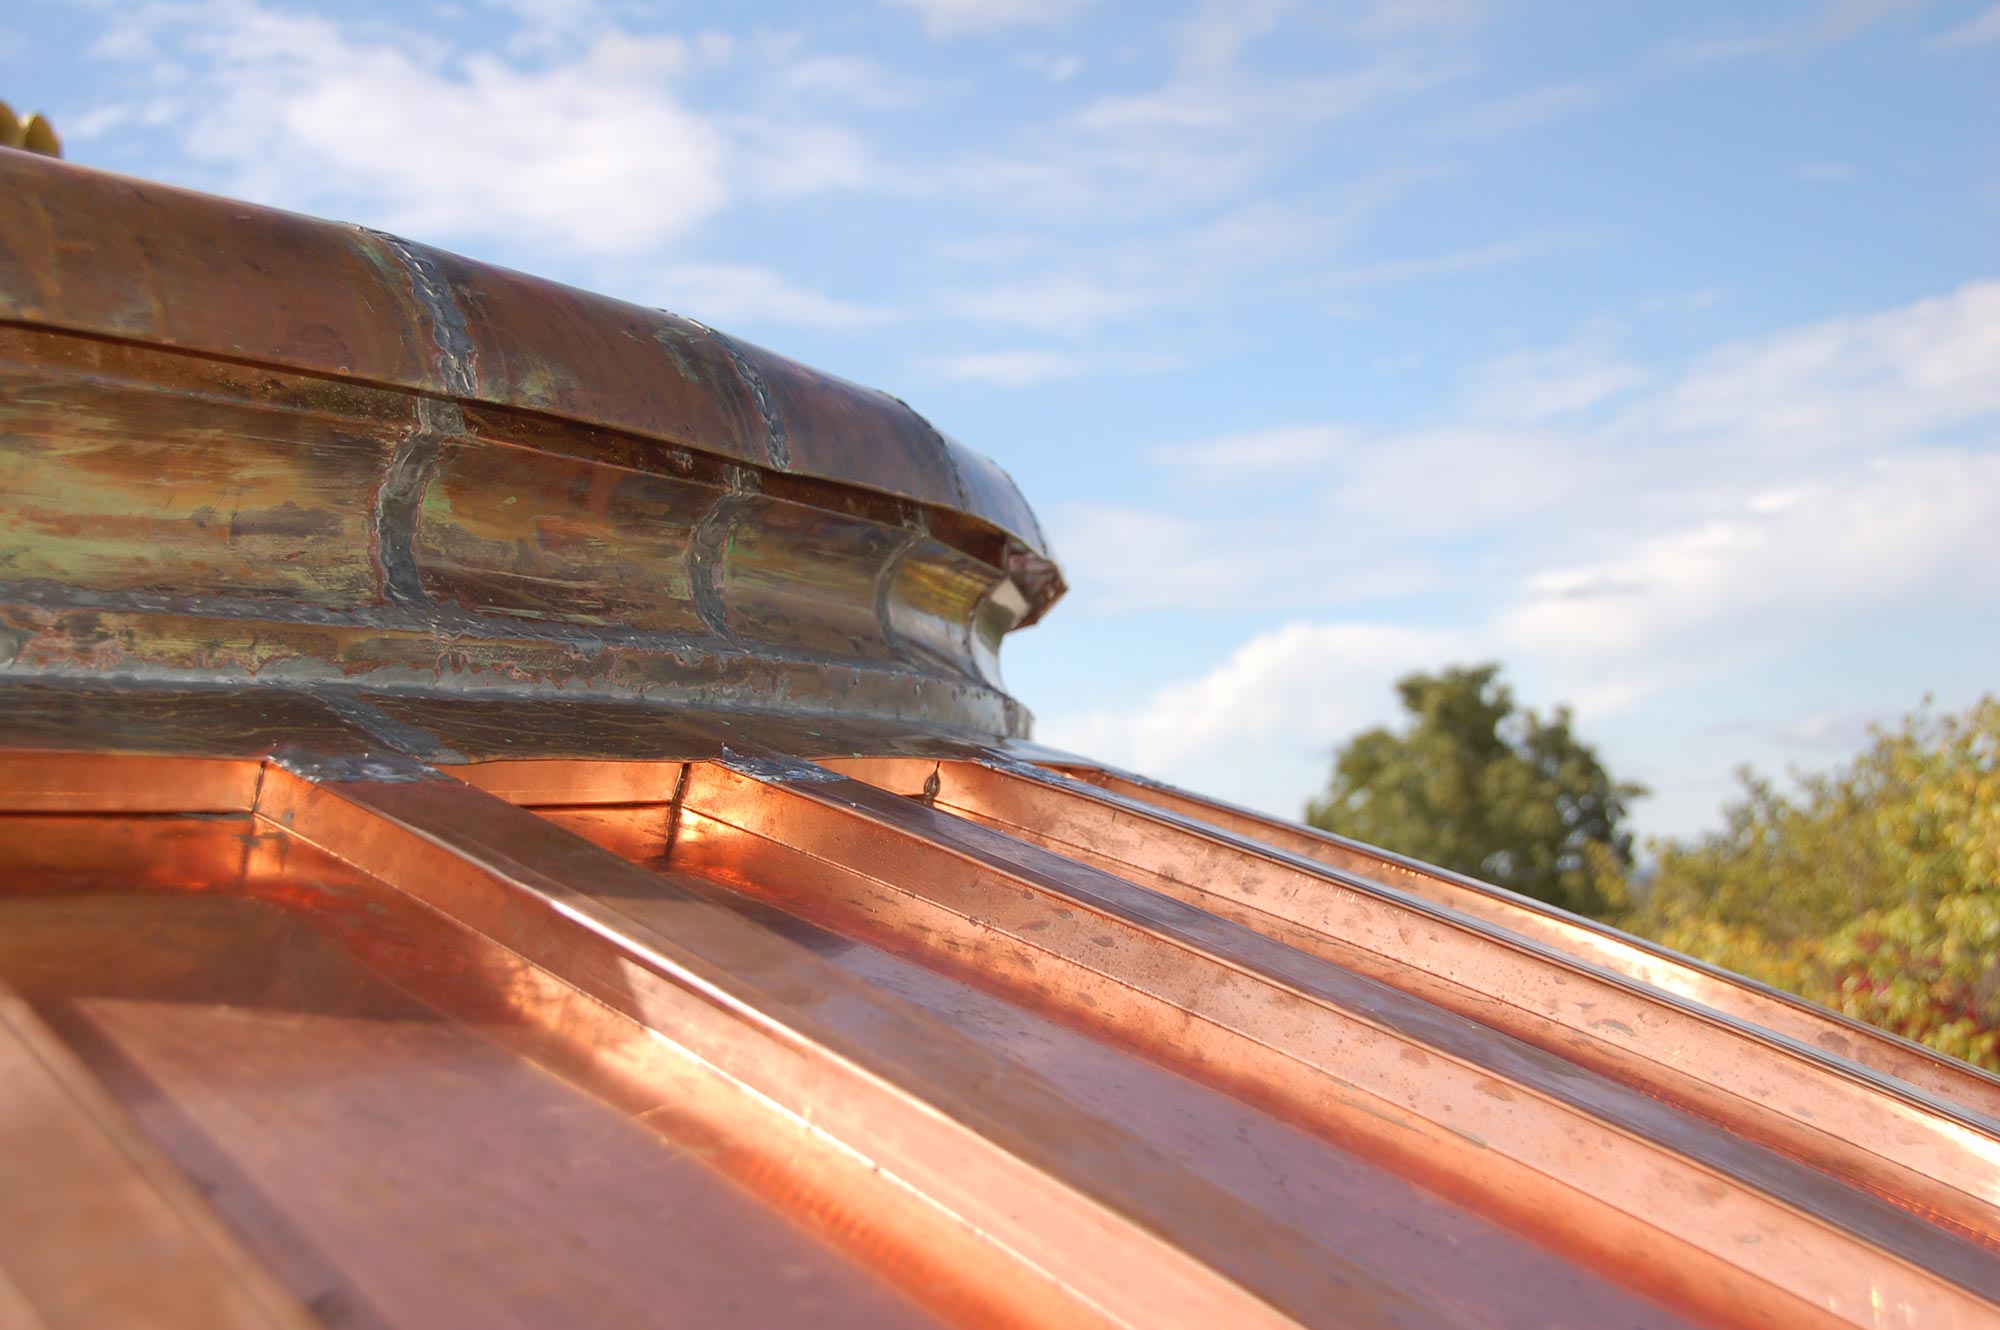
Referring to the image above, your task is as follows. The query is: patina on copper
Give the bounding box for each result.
[3,142,2000,1330]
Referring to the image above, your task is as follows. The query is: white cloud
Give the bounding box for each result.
[115,3,732,254]
[1657,1,1930,65]
[1421,80,1601,141]
[946,272,1153,332]
[931,184,1425,349]
[956,5,1461,220]
[1930,4,2000,48]
[1322,230,1601,290]
[649,264,901,330]
[1014,51,1085,82]
[884,0,1092,38]
[727,118,881,198]
[1640,289,1726,314]
[1053,280,2000,817]
[766,53,923,107]
[1641,281,2000,447]
[923,347,1184,386]
[1347,0,1488,41]
[83,0,895,258]
[1147,425,1350,472]
[1495,450,2000,711]
[1792,161,1856,183]
[1462,327,1648,421]
[1044,498,1444,615]
[1039,621,1463,787]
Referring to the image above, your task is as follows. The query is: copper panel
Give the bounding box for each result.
[0,987,315,1330]
[0,340,399,608]
[357,692,1004,763]
[0,602,1023,734]
[450,758,687,805]
[820,757,2000,1241]
[0,321,1029,725]
[2,740,1998,1326]
[0,680,369,759]
[707,494,912,660]
[0,157,441,390]
[0,151,1052,560]
[0,815,957,1330]
[1045,758,2000,1119]
[420,248,767,469]
[254,768,1329,1330]
[540,804,1703,1330]
[647,757,1999,1329]
[938,434,1048,563]
[0,751,256,812]
[413,436,714,633]
[731,341,965,511]
[882,536,1016,684]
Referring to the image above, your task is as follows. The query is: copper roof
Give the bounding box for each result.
[3,144,1999,1330]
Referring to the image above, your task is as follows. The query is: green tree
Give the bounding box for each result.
[1627,698,2000,1069]
[1306,664,1645,915]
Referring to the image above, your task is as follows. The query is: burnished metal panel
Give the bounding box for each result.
[0,320,1036,731]
[412,437,717,633]
[826,757,2000,1239]
[0,327,403,610]
[0,984,316,1330]
[1037,757,2000,1119]
[0,151,1053,560]
[0,161,442,390]
[413,246,770,471]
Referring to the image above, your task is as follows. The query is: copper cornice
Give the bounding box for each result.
[0,151,1059,737]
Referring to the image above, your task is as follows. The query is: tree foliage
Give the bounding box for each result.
[1306,664,1645,915]
[1625,698,2000,1070]
[1307,668,2000,1070]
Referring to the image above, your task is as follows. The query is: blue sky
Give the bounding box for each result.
[7,0,1998,840]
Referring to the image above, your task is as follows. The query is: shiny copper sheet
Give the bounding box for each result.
[2,740,1997,1329]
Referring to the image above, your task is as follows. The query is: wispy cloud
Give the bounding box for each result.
[1044,620,1464,780]
[1420,80,1602,141]
[88,3,730,253]
[1321,230,1603,290]
[1147,425,1351,472]
[1640,289,1727,314]
[923,346,1186,386]
[1052,280,2000,809]
[956,3,1465,220]
[1461,326,1648,421]
[81,0,900,259]
[883,0,1094,39]
[1656,0,1933,65]
[1929,4,2000,48]
[649,264,902,331]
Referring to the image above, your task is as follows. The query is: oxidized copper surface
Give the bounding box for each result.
[3,143,2000,1329]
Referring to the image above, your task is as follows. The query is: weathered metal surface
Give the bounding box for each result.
[1034,757,2000,1118]
[0,150,1051,565]
[0,313,1035,732]
[5,146,2000,1330]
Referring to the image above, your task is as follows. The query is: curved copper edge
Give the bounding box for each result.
[0,150,1059,599]
[0,321,1036,735]
[1023,747,2000,1120]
